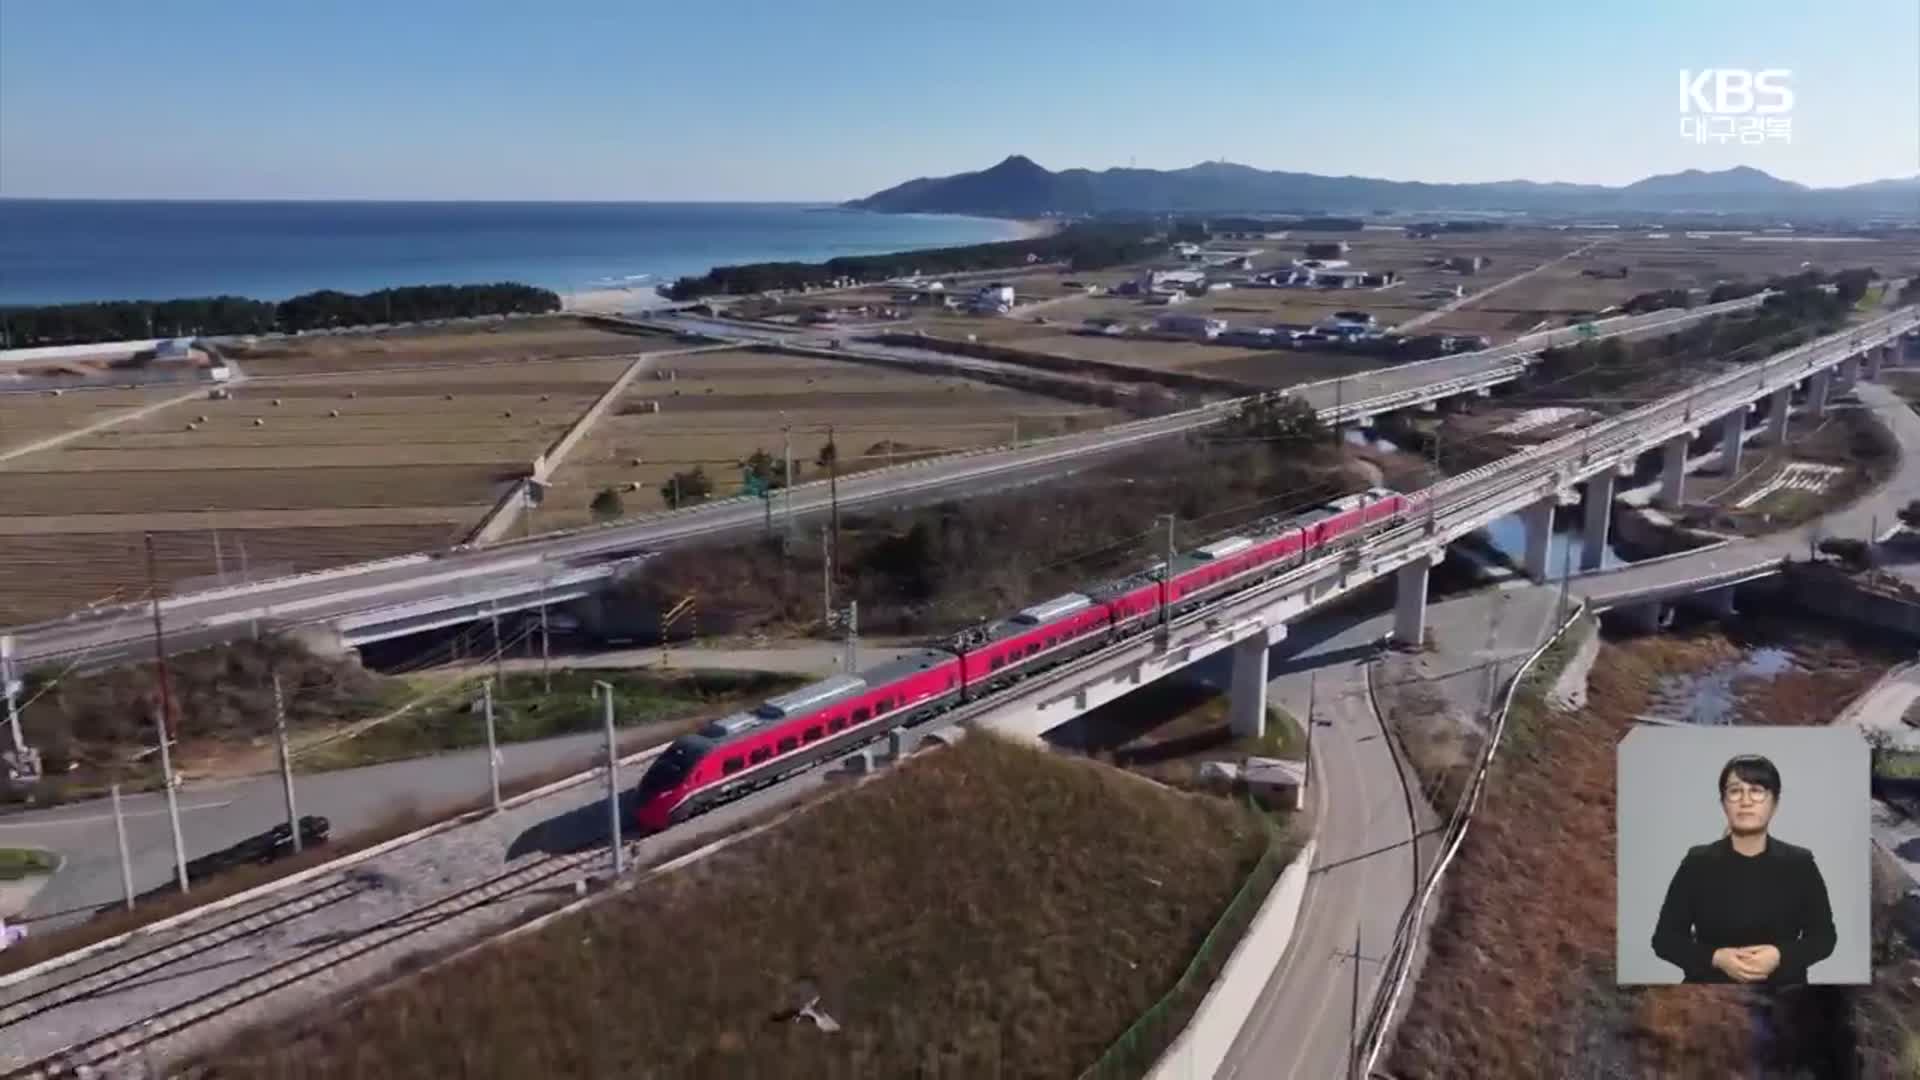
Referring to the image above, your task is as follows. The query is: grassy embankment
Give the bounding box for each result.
[1387,619,1906,1077]
[199,733,1296,1078]
[0,848,57,880]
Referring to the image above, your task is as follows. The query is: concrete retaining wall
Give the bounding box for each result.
[1148,839,1317,1080]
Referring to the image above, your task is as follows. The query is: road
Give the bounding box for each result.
[3,296,1768,674]
[1218,584,1565,1079]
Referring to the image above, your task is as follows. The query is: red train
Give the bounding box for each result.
[634,486,1423,831]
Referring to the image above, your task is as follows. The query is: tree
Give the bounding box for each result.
[816,439,838,470]
[1226,394,1326,449]
[659,466,713,508]
[1899,499,1920,531]
[590,487,626,521]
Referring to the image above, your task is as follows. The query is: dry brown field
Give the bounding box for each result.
[0,524,460,626]
[221,317,666,376]
[0,385,202,451]
[0,339,645,623]
[539,348,1124,527]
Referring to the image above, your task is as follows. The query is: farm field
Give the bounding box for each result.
[539,347,1125,527]
[0,385,204,454]
[0,344,648,624]
[0,523,458,626]
[220,316,672,377]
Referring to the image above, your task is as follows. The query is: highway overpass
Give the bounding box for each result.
[0,293,1811,673]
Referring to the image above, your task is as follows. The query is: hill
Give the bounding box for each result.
[201,733,1299,1079]
[848,157,1920,221]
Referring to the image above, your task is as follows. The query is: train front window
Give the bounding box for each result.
[639,741,701,794]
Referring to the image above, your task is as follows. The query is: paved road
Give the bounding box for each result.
[1219,585,1564,1079]
[2,298,1765,674]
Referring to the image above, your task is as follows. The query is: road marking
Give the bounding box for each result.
[0,800,234,829]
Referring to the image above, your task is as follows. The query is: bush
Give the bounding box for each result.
[590,488,625,521]
[1817,537,1870,569]
[658,467,713,508]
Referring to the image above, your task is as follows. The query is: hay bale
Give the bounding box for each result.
[252,418,265,427]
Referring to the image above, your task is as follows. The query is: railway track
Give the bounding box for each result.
[0,878,368,1033]
[5,848,613,1079]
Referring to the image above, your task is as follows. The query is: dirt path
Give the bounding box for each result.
[0,377,234,468]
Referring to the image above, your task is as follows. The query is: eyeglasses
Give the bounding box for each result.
[1722,785,1773,803]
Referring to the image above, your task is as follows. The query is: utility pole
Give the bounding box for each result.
[536,558,553,696]
[273,674,300,854]
[1348,923,1362,1080]
[781,413,794,533]
[153,705,189,895]
[596,682,624,876]
[143,533,178,742]
[1558,500,1576,626]
[483,679,501,812]
[827,423,841,588]
[845,601,859,673]
[1159,514,1177,635]
[488,603,504,687]
[111,783,136,910]
[1305,670,1317,790]
[821,524,834,633]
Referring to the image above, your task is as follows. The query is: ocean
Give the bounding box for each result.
[0,201,1028,307]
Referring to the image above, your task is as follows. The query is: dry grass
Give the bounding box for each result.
[1388,621,1902,1078]
[198,734,1273,1080]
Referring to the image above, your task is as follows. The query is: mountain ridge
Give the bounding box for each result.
[848,156,1920,219]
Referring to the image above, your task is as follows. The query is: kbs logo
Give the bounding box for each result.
[1678,69,1793,145]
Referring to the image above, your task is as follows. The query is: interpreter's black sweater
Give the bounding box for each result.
[1650,835,1836,984]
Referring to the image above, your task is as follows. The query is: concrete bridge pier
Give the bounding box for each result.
[1657,433,1691,510]
[1808,369,1833,418]
[1522,495,1556,580]
[1719,408,1747,476]
[1840,354,1860,387]
[1617,602,1664,635]
[1864,347,1883,381]
[1581,471,1615,571]
[1765,386,1792,445]
[1228,625,1286,738]
[1689,586,1738,619]
[1392,552,1442,648]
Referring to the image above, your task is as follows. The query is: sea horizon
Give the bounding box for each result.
[0,200,1032,308]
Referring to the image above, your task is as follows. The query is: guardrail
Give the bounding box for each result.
[1357,602,1590,1075]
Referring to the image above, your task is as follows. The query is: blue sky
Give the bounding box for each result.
[1,0,1914,200]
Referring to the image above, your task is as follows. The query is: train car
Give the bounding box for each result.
[634,649,961,831]
[949,592,1113,696]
